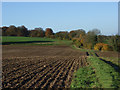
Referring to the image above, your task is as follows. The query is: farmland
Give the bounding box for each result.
[2,2,120,89]
[2,36,120,88]
[2,45,87,88]
[2,36,72,46]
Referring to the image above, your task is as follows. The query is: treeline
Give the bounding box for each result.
[72,30,120,52]
[1,25,85,40]
[2,25,46,37]
[1,25,120,52]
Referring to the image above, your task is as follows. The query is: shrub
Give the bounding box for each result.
[94,43,103,51]
[72,38,78,43]
[72,38,82,48]
[102,44,113,51]
[94,43,112,51]
[87,43,93,49]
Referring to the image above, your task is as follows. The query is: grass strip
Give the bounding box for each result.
[70,65,100,88]
[88,56,120,88]
[71,56,120,88]
[2,36,72,46]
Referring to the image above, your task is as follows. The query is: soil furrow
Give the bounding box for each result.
[11,59,58,88]
[51,59,74,88]
[2,58,58,88]
[2,45,87,88]
[21,59,62,88]
[28,59,66,88]
[35,59,68,88]
[42,59,72,88]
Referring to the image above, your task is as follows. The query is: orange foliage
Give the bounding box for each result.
[72,38,84,48]
[79,34,85,44]
[94,43,112,51]
[45,28,53,37]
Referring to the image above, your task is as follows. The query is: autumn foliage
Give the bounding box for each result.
[94,43,112,51]
[1,25,120,51]
[72,38,83,48]
[45,28,53,38]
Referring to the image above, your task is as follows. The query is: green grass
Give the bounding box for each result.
[71,51,120,88]
[71,56,120,88]
[71,44,120,88]
[71,66,100,88]
[2,36,53,42]
[71,45,96,53]
[71,45,87,52]
[88,56,120,88]
[2,36,72,46]
[72,45,119,66]
[100,57,119,66]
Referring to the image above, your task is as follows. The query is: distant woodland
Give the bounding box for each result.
[1,25,120,52]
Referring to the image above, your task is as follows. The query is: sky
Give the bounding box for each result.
[2,2,118,35]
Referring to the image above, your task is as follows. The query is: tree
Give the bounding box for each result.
[17,25,28,36]
[75,29,86,38]
[45,28,53,37]
[69,29,86,39]
[34,28,45,37]
[55,31,70,40]
[2,26,8,36]
[69,31,77,39]
[83,29,100,49]
[90,29,101,35]
[29,27,45,37]
[108,35,119,51]
[97,35,105,43]
[6,25,17,36]
[29,30,38,37]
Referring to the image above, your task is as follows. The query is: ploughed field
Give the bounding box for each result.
[2,45,87,88]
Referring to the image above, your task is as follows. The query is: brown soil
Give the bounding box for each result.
[2,45,86,58]
[95,51,119,58]
[2,45,87,88]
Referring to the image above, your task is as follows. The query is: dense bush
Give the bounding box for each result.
[94,43,112,51]
[72,38,83,48]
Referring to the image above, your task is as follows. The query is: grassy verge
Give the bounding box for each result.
[71,45,95,52]
[70,65,100,88]
[88,56,120,88]
[72,45,119,67]
[100,57,119,66]
[71,52,120,88]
